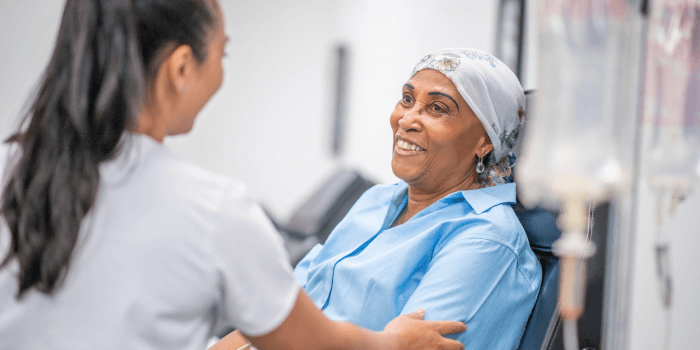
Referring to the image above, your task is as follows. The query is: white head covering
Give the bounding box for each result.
[410,48,526,163]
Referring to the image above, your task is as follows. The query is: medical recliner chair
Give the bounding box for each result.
[514,206,562,350]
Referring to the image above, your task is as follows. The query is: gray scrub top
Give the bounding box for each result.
[0,133,298,350]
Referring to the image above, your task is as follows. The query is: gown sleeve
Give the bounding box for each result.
[293,243,323,288]
[400,236,538,349]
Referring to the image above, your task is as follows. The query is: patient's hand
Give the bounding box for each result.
[383,309,467,350]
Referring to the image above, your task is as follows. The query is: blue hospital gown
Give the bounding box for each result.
[294,181,541,349]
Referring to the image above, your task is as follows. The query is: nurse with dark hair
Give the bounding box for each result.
[0,1,465,349]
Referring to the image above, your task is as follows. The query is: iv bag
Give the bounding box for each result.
[518,0,644,209]
[643,0,700,186]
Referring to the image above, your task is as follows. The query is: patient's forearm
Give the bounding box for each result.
[210,330,250,350]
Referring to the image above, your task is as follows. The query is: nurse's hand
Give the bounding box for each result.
[383,309,466,350]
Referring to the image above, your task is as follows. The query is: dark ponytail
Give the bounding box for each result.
[1,0,216,297]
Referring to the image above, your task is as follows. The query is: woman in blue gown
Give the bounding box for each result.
[294,48,543,349]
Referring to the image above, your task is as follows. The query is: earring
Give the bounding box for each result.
[182,85,189,95]
[476,156,485,174]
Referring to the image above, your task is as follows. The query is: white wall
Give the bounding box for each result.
[0,0,63,141]
[329,0,498,187]
[165,0,339,221]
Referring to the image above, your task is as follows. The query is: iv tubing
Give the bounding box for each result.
[563,319,579,350]
[555,195,596,350]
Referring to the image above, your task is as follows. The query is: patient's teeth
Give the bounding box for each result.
[396,139,425,151]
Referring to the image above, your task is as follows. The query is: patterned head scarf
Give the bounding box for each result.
[410,48,526,166]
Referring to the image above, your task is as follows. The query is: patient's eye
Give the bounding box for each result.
[431,102,447,113]
[402,94,413,104]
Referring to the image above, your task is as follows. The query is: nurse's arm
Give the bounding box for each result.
[209,330,249,349]
[213,288,466,350]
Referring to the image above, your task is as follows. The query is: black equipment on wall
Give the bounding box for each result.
[278,169,375,267]
[331,45,349,157]
[495,0,526,80]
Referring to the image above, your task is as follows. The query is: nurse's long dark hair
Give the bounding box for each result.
[1,0,216,297]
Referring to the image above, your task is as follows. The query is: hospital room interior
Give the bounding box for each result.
[0,0,699,349]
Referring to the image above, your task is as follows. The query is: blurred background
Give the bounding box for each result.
[0,0,698,349]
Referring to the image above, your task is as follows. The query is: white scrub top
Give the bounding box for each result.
[0,133,299,350]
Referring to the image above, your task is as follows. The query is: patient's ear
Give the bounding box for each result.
[476,134,494,158]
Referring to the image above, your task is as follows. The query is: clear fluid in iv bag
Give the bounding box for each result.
[518,0,643,208]
[643,2,700,183]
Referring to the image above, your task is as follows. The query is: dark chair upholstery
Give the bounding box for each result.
[515,207,562,350]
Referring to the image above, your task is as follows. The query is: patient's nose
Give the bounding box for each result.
[398,107,423,132]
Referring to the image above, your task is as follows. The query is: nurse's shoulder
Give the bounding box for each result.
[104,133,250,219]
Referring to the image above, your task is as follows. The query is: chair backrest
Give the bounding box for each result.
[515,207,562,350]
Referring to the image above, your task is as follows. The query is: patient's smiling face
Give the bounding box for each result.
[390,69,492,193]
